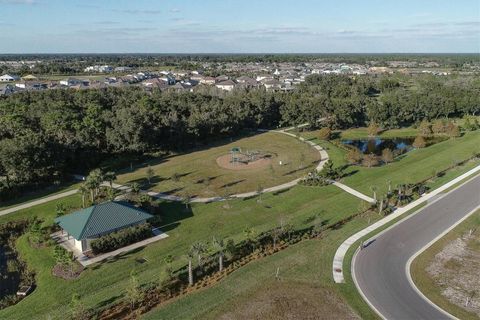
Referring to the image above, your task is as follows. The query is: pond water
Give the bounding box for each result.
[342,137,414,155]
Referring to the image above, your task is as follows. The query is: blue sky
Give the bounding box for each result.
[0,0,479,53]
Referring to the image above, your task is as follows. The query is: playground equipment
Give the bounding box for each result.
[230,147,270,166]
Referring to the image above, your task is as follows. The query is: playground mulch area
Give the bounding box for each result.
[216,153,272,170]
[116,131,320,198]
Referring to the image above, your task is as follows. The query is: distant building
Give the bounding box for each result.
[215,79,236,91]
[114,66,132,72]
[201,76,216,85]
[0,74,20,82]
[60,78,89,87]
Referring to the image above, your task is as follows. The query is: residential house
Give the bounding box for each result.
[215,79,236,91]
[60,78,89,87]
[215,75,229,82]
[0,74,20,82]
[201,76,216,85]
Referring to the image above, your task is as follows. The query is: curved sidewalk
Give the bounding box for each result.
[136,128,331,204]
[332,163,480,284]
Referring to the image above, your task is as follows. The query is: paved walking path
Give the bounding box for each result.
[53,228,169,267]
[331,181,376,203]
[332,163,480,283]
[116,128,332,203]
[0,189,79,217]
[0,125,371,213]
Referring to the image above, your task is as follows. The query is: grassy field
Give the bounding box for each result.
[1,126,479,319]
[143,212,380,320]
[0,185,363,319]
[299,129,480,197]
[0,182,80,211]
[116,131,320,198]
[411,210,480,320]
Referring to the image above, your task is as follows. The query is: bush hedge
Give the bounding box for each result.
[90,223,152,254]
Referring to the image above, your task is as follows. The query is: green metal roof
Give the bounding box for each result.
[54,201,153,240]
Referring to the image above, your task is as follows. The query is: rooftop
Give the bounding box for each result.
[54,201,153,240]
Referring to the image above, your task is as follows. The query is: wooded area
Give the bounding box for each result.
[0,74,479,199]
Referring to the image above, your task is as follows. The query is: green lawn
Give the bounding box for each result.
[339,132,480,196]
[0,185,363,319]
[116,131,320,198]
[143,211,379,320]
[411,211,480,320]
[0,182,81,211]
[1,127,479,319]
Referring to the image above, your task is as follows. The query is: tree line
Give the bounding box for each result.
[0,74,479,199]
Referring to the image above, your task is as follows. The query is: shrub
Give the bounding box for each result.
[90,223,152,254]
[317,127,332,140]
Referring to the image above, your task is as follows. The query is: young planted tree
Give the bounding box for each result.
[243,227,258,253]
[346,148,363,164]
[432,119,446,134]
[418,120,432,137]
[318,127,332,140]
[55,202,67,217]
[69,294,90,320]
[78,184,89,208]
[299,153,306,169]
[256,184,264,202]
[413,135,427,148]
[130,182,140,194]
[381,148,394,164]
[125,272,144,312]
[445,122,461,138]
[146,165,154,185]
[163,254,174,277]
[191,241,207,267]
[367,122,380,137]
[186,249,194,286]
[362,154,379,168]
[103,171,117,189]
[270,227,284,250]
[212,237,227,272]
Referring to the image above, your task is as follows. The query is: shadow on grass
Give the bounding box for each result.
[220,179,246,188]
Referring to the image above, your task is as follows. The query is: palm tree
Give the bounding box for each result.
[191,241,207,266]
[212,237,226,272]
[243,227,257,253]
[78,184,89,208]
[86,169,103,200]
[103,171,116,189]
[186,249,194,286]
[370,186,377,202]
[270,227,284,250]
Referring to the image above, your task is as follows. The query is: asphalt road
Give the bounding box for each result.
[353,174,480,320]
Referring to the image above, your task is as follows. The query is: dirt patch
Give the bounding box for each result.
[217,281,359,320]
[52,263,84,280]
[426,231,480,316]
[216,153,273,171]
